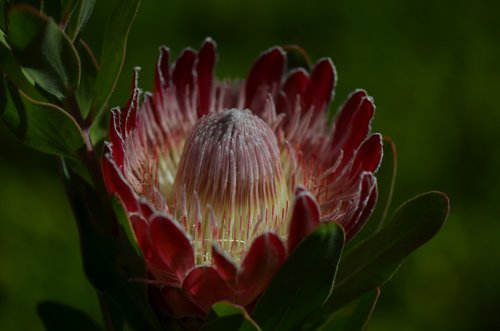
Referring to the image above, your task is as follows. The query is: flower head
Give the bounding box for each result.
[102,38,382,316]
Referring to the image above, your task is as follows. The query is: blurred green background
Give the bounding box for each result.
[1,0,499,330]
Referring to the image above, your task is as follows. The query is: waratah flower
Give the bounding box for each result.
[102,38,382,317]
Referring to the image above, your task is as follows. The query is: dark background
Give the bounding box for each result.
[1,0,499,330]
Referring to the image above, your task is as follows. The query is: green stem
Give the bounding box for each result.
[97,291,124,331]
[65,94,92,151]
[64,93,119,234]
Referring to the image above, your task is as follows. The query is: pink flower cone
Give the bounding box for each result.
[102,38,382,317]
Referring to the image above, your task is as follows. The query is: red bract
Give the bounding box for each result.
[102,38,382,317]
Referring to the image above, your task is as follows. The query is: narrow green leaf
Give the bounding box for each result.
[348,137,397,247]
[325,192,449,311]
[210,302,246,317]
[42,0,78,28]
[66,0,96,41]
[283,44,312,70]
[90,0,140,119]
[0,30,44,99]
[315,288,380,331]
[0,76,84,157]
[37,301,102,331]
[59,0,77,25]
[0,30,7,45]
[61,162,163,331]
[202,302,261,331]
[8,5,80,100]
[75,39,98,117]
[90,117,107,146]
[64,156,93,186]
[252,222,345,331]
[0,1,7,32]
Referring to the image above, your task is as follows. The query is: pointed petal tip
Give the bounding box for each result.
[196,38,217,117]
[314,57,335,74]
[294,184,307,195]
[287,189,321,253]
[350,88,368,97]
[353,133,384,174]
[155,46,171,92]
[202,36,217,48]
[158,45,170,53]
[172,47,197,111]
[245,45,287,111]
[237,232,286,306]
[315,57,337,88]
[149,214,195,281]
[287,66,310,77]
[179,47,197,57]
[211,244,238,283]
[101,151,139,214]
[264,45,286,57]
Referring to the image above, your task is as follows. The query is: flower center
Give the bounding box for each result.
[172,109,289,263]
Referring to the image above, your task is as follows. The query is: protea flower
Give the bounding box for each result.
[102,38,382,317]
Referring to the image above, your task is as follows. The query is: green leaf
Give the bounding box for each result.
[64,155,93,186]
[42,0,93,35]
[37,301,103,331]
[43,0,80,28]
[282,44,312,70]
[202,302,261,331]
[0,30,44,99]
[252,222,345,331]
[90,0,140,120]
[61,161,163,331]
[66,0,96,41]
[7,0,41,10]
[0,2,7,32]
[0,76,84,157]
[325,192,449,311]
[8,5,80,100]
[314,288,380,331]
[348,137,397,247]
[75,39,98,117]
[59,0,77,25]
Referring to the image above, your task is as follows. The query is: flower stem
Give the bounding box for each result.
[64,93,119,233]
[97,291,123,331]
